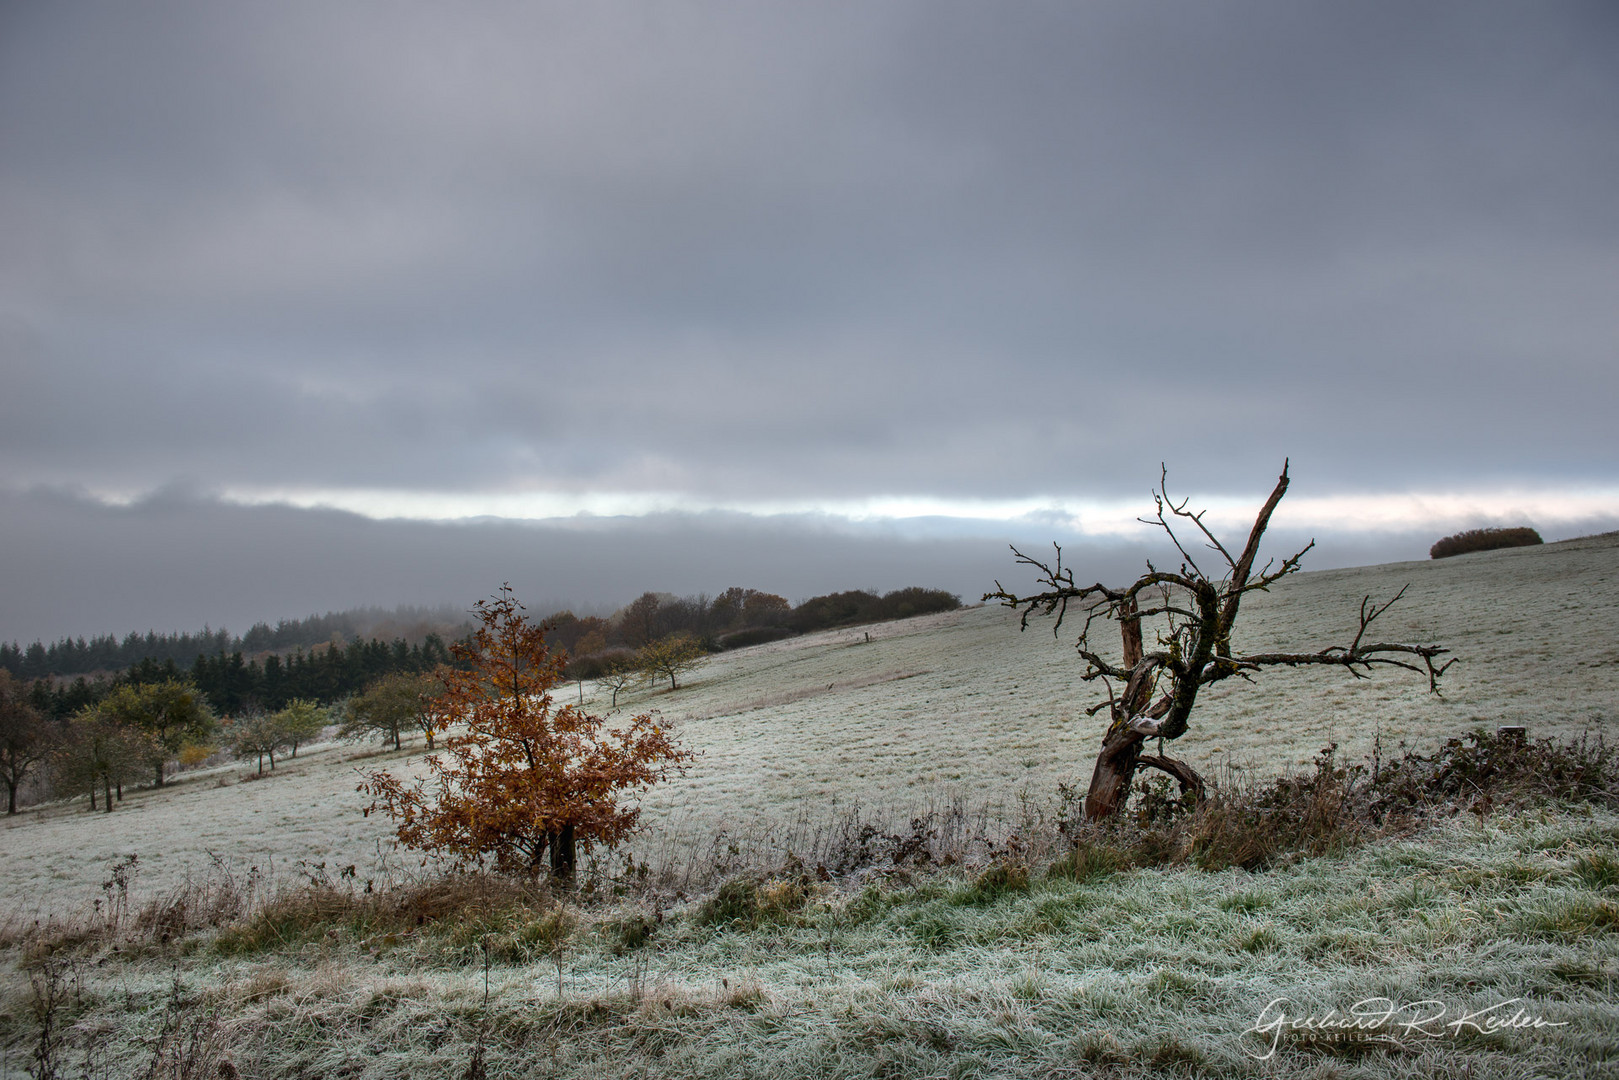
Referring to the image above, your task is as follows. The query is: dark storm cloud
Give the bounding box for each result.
[2,3,1616,635]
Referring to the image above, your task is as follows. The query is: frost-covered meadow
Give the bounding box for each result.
[3,535,1618,1079]
[4,533,1616,922]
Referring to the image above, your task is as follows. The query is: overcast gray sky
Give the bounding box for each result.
[3,2,1616,641]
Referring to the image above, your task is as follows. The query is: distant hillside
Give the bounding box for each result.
[0,586,964,681]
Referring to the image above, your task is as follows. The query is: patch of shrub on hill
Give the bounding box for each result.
[1430,526,1543,559]
[563,647,637,682]
[789,587,960,633]
[716,626,796,650]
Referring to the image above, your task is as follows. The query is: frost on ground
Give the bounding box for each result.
[3,810,1616,1079]
[4,533,1616,922]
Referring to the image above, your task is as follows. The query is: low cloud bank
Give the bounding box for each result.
[3,487,1612,644]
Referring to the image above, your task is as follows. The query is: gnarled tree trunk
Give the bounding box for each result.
[991,465,1450,825]
[1084,725,1148,820]
[1085,596,1150,819]
[1084,596,1206,819]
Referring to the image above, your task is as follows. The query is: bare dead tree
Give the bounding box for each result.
[985,462,1454,821]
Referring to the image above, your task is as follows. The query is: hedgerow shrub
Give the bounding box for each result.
[788,587,960,633]
[563,647,636,681]
[1365,726,1618,815]
[716,626,795,650]
[1190,745,1363,870]
[1430,526,1543,559]
[1053,729,1618,875]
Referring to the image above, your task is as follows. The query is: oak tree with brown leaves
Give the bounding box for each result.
[987,464,1454,822]
[359,586,693,878]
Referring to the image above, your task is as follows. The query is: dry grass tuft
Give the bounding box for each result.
[954,857,1032,904]
[694,868,815,929]
[1189,745,1365,870]
[216,869,555,956]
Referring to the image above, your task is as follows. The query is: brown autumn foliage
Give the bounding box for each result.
[359,586,693,878]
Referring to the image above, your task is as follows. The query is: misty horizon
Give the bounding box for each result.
[5,480,1605,645]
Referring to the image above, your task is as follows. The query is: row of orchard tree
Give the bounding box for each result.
[0,633,460,814]
[1,671,208,813]
[0,641,690,817]
[0,668,350,813]
[565,634,708,707]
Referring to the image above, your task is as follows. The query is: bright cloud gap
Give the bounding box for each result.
[205,486,1619,539]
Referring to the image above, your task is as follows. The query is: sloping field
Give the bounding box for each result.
[4,533,1616,920]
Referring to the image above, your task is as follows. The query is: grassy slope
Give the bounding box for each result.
[4,532,1615,918]
[3,812,1616,1078]
[2,535,1616,1077]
